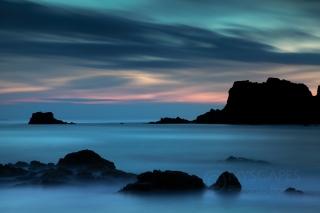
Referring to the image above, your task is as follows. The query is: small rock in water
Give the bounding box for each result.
[284,187,303,194]
[57,149,116,170]
[209,171,242,193]
[120,170,206,193]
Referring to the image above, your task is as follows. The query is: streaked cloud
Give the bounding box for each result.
[0,0,319,109]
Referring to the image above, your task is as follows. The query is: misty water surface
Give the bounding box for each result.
[0,122,319,212]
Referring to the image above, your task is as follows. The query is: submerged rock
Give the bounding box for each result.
[225,156,269,164]
[209,171,242,192]
[284,187,303,194]
[28,112,75,124]
[120,170,206,193]
[57,150,116,170]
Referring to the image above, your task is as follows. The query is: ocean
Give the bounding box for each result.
[1,121,320,213]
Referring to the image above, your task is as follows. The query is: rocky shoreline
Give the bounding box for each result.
[0,150,303,195]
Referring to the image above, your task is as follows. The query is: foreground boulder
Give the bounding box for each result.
[120,170,206,193]
[284,187,303,194]
[28,112,75,124]
[57,150,116,170]
[209,171,242,192]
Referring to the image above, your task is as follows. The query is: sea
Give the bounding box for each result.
[1,120,320,213]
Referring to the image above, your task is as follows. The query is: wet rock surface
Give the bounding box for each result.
[120,170,206,193]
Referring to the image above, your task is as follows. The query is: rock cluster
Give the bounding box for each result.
[0,150,136,187]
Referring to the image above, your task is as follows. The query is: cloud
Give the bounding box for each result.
[1,0,320,69]
[1,0,320,106]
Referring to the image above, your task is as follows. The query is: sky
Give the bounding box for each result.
[1,0,320,121]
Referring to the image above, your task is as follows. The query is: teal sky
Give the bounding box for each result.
[1,0,320,120]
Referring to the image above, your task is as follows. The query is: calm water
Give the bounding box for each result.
[1,121,320,212]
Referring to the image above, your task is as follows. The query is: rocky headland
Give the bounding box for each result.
[149,78,320,124]
[194,78,320,124]
[28,112,75,124]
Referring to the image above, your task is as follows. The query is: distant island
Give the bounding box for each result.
[150,78,320,124]
[149,117,191,124]
[28,112,75,124]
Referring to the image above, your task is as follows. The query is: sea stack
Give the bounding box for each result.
[28,112,75,124]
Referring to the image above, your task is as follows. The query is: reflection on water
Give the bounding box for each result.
[0,123,320,212]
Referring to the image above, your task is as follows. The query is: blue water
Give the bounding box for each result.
[1,121,320,212]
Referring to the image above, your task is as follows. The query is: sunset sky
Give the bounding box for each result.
[1,0,320,121]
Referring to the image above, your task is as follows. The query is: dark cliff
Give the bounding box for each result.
[28,112,75,124]
[194,78,320,124]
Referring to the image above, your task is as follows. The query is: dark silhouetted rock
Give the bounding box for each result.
[120,170,206,193]
[284,187,303,194]
[225,156,269,164]
[30,160,47,169]
[41,168,73,180]
[47,163,55,168]
[41,178,65,186]
[28,112,75,124]
[0,164,28,177]
[209,171,242,192]
[149,117,190,124]
[101,169,136,179]
[194,78,320,124]
[77,171,94,180]
[57,150,115,170]
[14,161,29,168]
